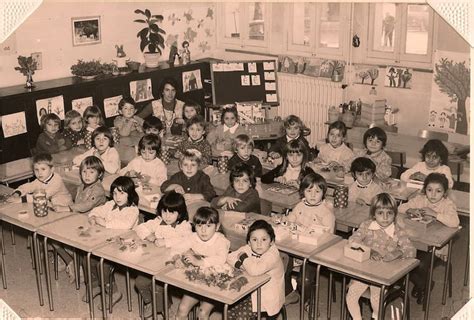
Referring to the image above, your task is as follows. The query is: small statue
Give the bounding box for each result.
[113,44,129,69]
[169,44,180,66]
[181,41,190,65]
[115,45,126,58]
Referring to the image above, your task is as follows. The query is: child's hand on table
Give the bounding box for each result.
[221,197,242,210]
[165,184,185,194]
[285,180,299,188]
[274,176,286,184]
[370,249,384,261]
[421,207,437,218]
[382,250,403,262]
[183,253,203,266]
[7,193,20,203]
[52,205,71,212]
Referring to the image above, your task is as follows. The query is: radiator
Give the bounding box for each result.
[277,73,345,145]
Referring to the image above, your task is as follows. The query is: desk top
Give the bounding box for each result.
[154,264,270,306]
[0,157,33,183]
[309,239,419,286]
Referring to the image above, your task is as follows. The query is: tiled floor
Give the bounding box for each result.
[0,218,469,319]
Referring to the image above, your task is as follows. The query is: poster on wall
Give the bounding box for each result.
[384,66,413,89]
[129,79,154,103]
[2,112,27,138]
[35,95,65,124]
[182,69,202,93]
[72,97,93,116]
[104,95,122,118]
[353,65,380,86]
[428,50,470,135]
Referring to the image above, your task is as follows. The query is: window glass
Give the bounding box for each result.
[291,3,311,46]
[224,3,241,39]
[372,3,396,52]
[247,2,265,41]
[319,3,340,48]
[405,4,429,54]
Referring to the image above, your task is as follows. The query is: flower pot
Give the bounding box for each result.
[144,52,160,68]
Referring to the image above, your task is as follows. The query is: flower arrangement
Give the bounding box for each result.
[14,55,37,76]
[70,59,104,77]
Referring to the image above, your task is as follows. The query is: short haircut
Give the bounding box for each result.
[299,172,327,199]
[233,134,254,152]
[246,220,275,243]
[79,156,105,181]
[229,163,256,189]
[363,127,387,147]
[220,105,239,124]
[183,100,202,118]
[118,96,136,110]
[92,126,114,148]
[110,176,139,206]
[422,173,449,194]
[40,113,61,130]
[143,116,164,133]
[32,153,53,167]
[64,110,83,128]
[327,121,347,138]
[179,149,202,166]
[284,115,304,129]
[138,134,161,154]
[159,77,179,98]
[193,206,219,225]
[350,157,376,175]
[420,139,449,165]
[157,191,189,223]
[185,115,206,130]
[369,193,397,219]
[83,105,105,126]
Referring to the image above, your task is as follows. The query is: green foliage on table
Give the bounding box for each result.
[134,8,166,54]
[14,55,37,76]
[70,59,103,77]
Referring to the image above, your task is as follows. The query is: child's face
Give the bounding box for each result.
[180,158,199,178]
[140,147,157,162]
[184,106,197,119]
[237,144,252,160]
[374,208,395,228]
[233,173,251,194]
[425,152,441,169]
[45,120,60,135]
[248,229,273,256]
[304,184,323,205]
[287,152,303,167]
[33,163,53,182]
[87,116,100,128]
[223,111,237,128]
[425,182,446,204]
[120,103,136,119]
[328,129,344,148]
[162,84,177,103]
[366,136,383,154]
[69,117,83,132]
[94,133,110,152]
[112,187,129,207]
[81,167,99,185]
[286,124,301,139]
[162,209,179,225]
[145,128,163,137]
[355,170,374,186]
[187,123,205,141]
[195,222,219,242]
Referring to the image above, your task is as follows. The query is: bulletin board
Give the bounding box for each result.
[211,60,279,106]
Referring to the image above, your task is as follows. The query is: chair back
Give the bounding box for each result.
[386,151,406,167]
[418,129,449,142]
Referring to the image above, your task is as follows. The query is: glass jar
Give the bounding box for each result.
[33,190,48,217]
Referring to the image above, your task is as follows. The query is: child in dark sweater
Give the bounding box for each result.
[228,134,263,177]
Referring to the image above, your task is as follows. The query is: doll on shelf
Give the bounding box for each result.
[181,41,191,65]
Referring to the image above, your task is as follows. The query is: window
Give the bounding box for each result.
[288,3,349,58]
[217,2,271,49]
[367,3,434,65]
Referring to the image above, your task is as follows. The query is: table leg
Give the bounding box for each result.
[312,264,321,320]
[377,285,386,320]
[164,283,169,320]
[73,250,79,290]
[152,276,157,320]
[464,244,469,286]
[0,221,4,255]
[32,232,44,305]
[341,276,346,320]
[0,221,6,289]
[327,270,333,319]
[126,268,132,312]
[257,287,261,320]
[43,236,54,311]
[300,258,307,320]
[223,304,229,320]
[403,273,409,320]
[87,252,95,319]
[442,239,453,304]
[423,247,436,319]
[99,257,107,319]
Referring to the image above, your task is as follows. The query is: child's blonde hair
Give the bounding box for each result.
[83,105,105,126]
[64,110,83,129]
[40,113,61,130]
[232,134,254,152]
[369,193,397,219]
[284,115,304,129]
[179,149,202,166]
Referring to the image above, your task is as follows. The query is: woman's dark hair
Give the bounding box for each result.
[246,220,275,243]
[92,126,114,148]
[138,134,161,155]
[193,206,219,225]
[110,176,139,206]
[363,127,387,148]
[157,191,189,223]
[159,77,179,99]
[420,139,449,165]
[299,172,327,199]
[422,173,449,194]
[230,163,256,189]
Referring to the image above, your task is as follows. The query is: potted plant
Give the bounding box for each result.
[14,55,38,88]
[134,9,166,68]
[329,60,345,82]
[70,59,103,79]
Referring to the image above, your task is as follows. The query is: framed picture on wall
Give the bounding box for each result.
[71,16,101,46]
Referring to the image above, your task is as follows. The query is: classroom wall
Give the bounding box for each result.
[0,1,217,88]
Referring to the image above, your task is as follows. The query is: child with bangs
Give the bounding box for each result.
[207,105,246,155]
[175,115,212,165]
[82,105,105,148]
[354,127,392,181]
[36,113,72,154]
[113,96,144,137]
[143,116,165,138]
[228,134,263,177]
[268,115,311,162]
[315,121,354,172]
[62,110,85,147]
[348,157,383,205]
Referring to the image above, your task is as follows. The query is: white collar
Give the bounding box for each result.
[368,220,395,237]
[286,135,300,142]
[223,123,239,134]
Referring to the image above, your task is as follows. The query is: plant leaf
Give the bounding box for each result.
[137,28,148,39]
[134,19,146,23]
[148,43,156,53]
[149,32,162,43]
[145,9,151,19]
[158,28,166,35]
[134,9,145,15]
[140,39,149,52]
[150,24,159,33]
[152,15,164,22]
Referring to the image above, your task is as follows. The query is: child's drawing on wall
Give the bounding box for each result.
[2,111,27,138]
[35,95,65,124]
[384,66,412,89]
[182,69,202,93]
[103,95,122,118]
[354,65,379,86]
[72,97,93,116]
[130,79,154,103]
[385,67,397,87]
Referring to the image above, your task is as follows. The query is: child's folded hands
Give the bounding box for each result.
[382,249,403,262]
[221,197,242,210]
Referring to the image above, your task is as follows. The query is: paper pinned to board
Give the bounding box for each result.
[251,74,261,86]
[263,61,275,71]
[264,71,275,81]
[266,93,277,103]
[248,62,257,73]
[265,82,276,91]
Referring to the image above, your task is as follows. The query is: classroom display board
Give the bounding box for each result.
[211,60,278,106]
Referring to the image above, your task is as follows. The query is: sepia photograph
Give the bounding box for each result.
[71,16,101,46]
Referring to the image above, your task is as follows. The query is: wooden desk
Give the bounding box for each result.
[154,264,270,320]
[0,157,33,186]
[309,239,419,320]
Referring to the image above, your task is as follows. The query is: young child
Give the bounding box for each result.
[207,105,245,155]
[62,110,85,147]
[268,115,311,161]
[73,126,121,174]
[176,207,230,320]
[400,139,454,188]
[175,115,212,165]
[82,105,105,148]
[36,113,72,154]
[228,134,263,177]
[211,163,261,214]
[86,176,140,307]
[9,153,72,206]
[113,97,144,137]
[261,139,315,188]
[143,115,165,138]
[348,157,383,205]
[398,173,459,304]
[134,191,192,318]
[346,193,416,320]
[354,126,392,181]
[316,121,354,172]
[227,220,285,319]
[119,134,167,187]
[172,100,201,135]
